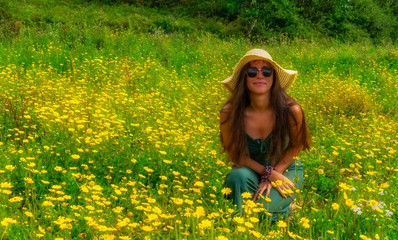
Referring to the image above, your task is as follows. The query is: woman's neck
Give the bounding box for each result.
[249,93,272,112]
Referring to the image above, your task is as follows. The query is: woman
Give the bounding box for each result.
[220,49,311,221]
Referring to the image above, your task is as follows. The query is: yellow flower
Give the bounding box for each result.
[141,225,154,232]
[244,222,254,228]
[317,169,324,174]
[380,183,389,189]
[54,166,63,172]
[241,192,252,199]
[233,216,244,224]
[198,219,212,229]
[277,220,287,228]
[171,197,183,205]
[368,200,378,207]
[27,162,36,167]
[332,203,339,210]
[1,218,17,226]
[159,175,168,180]
[24,177,34,184]
[25,211,33,217]
[1,182,13,188]
[42,201,55,207]
[221,187,232,195]
[71,154,80,159]
[249,217,259,223]
[9,196,23,203]
[5,165,15,171]
[119,236,131,240]
[112,207,124,213]
[236,226,246,232]
[345,199,354,207]
[359,235,372,240]
[339,182,351,191]
[299,217,310,228]
[194,181,204,187]
[194,206,205,218]
[215,236,228,240]
[275,180,283,186]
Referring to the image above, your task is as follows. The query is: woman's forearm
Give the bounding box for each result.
[238,157,267,175]
[273,146,302,174]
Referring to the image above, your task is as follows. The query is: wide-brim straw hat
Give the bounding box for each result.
[221,49,298,92]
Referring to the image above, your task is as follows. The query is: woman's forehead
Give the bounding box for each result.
[249,60,272,67]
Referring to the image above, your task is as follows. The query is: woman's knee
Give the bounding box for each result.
[224,167,258,186]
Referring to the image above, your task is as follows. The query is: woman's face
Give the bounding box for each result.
[245,60,274,95]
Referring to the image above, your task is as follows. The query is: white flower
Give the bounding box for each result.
[350,187,357,191]
[378,191,384,195]
[385,210,393,217]
[351,207,362,215]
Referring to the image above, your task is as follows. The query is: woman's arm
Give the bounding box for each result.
[272,104,304,174]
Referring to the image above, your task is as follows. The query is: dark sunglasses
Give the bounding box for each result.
[247,67,273,78]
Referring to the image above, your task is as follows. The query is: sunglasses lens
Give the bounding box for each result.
[262,67,273,77]
[247,68,258,78]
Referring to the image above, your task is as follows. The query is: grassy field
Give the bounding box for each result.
[1,2,398,239]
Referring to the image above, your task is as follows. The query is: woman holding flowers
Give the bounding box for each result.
[220,49,311,221]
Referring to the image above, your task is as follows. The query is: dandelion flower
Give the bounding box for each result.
[241,192,252,199]
[299,217,310,228]
[277,220,287,228]
[221,187,232,195]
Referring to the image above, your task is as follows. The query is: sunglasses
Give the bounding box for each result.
[247,67,273,78]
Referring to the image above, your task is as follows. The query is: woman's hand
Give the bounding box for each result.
[252,180,272,201]
[268,171,296,198]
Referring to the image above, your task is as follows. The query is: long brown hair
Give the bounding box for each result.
[221,62,311,165]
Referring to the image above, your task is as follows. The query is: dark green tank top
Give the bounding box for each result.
[247,133,290,166]
[247,133,272,166]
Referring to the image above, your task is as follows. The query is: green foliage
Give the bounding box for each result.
[1,0,397,44]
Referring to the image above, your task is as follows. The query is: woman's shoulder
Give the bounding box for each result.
[220,103,232,116]
[288,102,304,126]
[289,103,302,115]
[221,103,232,112]
[220,103,232,123]
[287,98,302,114]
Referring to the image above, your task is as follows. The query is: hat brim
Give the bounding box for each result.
[222,50,297,92]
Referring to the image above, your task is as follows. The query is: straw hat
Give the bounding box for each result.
[221,49,298,92]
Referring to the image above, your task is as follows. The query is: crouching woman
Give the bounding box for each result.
[220,49,311,221]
